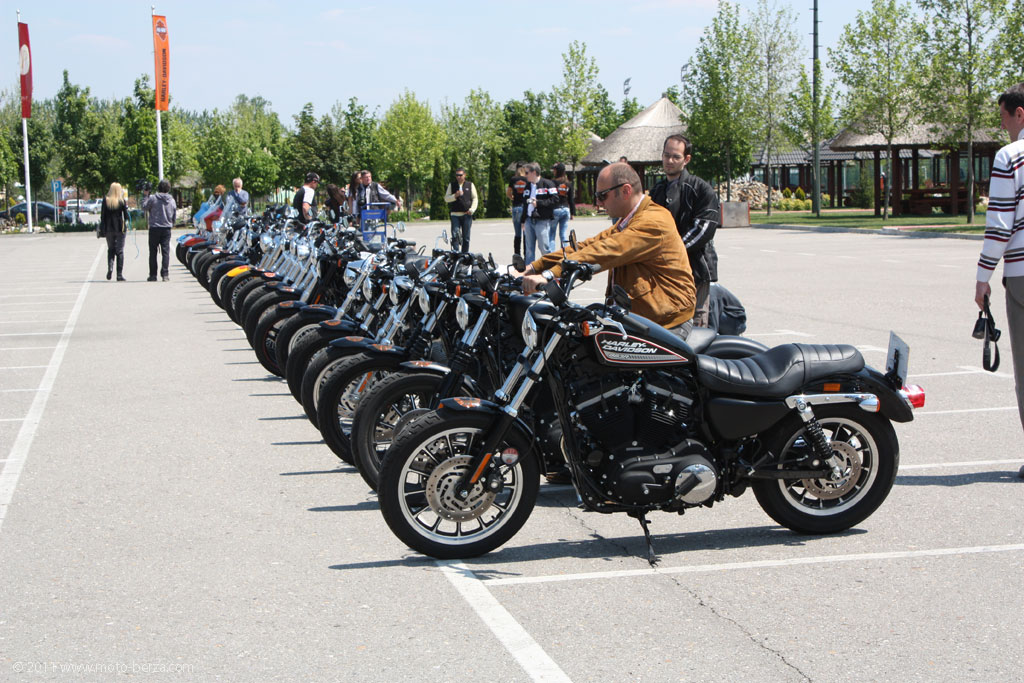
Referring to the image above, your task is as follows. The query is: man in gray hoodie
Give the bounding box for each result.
[142,179,177,281]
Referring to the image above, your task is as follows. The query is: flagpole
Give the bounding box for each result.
[152,6,164,181]
[17,10,32,233]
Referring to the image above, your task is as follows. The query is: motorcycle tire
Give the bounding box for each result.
[251,304,299,377]
[274,315,326,374]
[350,371,443,491]
[752,405,899,535]
[195,252,221,290]
[239,287,278,339]
[219,267,257,312]
[378,409,539,559]
[285,327,335,404]
[300,345,363,429]
[230,278,270,326]
[209,261,246,309]
[316,353,405,463]
[243,291,289,346]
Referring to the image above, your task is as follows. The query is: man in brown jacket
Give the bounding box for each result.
[519,162,696,336]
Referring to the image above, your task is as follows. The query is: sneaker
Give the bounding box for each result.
[161,276,169,282]
[147,276,157,282]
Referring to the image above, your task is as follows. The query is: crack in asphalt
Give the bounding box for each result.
[661,571,813,682]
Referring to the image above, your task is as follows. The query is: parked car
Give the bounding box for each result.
[83,199,103,213]
[0,202,59,222]
[65,199,87,212]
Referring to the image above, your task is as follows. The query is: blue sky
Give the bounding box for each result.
[5,1,880,124]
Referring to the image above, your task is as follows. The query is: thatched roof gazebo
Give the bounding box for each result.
[581,97,686,192]
[830,123,1005,216]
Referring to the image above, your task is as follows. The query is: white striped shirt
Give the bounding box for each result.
[978,129,1024,281]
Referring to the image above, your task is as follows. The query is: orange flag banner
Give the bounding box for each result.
[152,15,169,111]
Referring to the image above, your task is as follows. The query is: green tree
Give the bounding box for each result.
[335,96,378,172]
[830,0,926,219]
[553,40,600,172]
[591,84,620,139]
[280,103,354,190]
[663,85,684,111]
[684,1,757,198]
[749,0,800,216]
[440,88,506,201]
[375,90,443,221]
[54,71,106,220]
[118,76,160,187]
[997,0,1023,87]
[620,96,642,122]
[501,91,561,169]
[484,149,507,218]
[783,62,838,187]
[428,155,448,220]
[918,0,1008,223]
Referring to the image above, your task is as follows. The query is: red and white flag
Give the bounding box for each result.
[18,22,31,118]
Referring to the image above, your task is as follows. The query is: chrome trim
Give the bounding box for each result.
[785,393,880,413]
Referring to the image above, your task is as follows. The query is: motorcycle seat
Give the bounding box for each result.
[696,343,864,399]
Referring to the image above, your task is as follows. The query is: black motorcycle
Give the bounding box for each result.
[377,260,925,561]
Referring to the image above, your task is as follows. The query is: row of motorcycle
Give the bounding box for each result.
[176,208,925,563]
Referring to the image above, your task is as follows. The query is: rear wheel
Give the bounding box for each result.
[252,305,298,377]
[378,410,539,559]
[752,406,899,534]
[351,371,443,490]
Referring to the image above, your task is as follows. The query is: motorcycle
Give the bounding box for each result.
[377,259,925,562]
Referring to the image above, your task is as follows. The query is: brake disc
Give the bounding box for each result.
[802,441,862,500]
[425,456,496,522]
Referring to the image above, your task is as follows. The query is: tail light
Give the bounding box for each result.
[900,384,926,409]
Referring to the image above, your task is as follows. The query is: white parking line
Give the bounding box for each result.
[0,320,68,324]
[900,459,1021,470]
[958,365,1015,379]
[0,346,58,351]
[0,389,36,393]
[481,544,1024,587]
[911,369,984,378]
[914,406,1018,415]
[438,561,571,682]
[0,301,77,307]
[0,243,102,533]
[855,345,888,353]
[0,365,47,370]
[0,332,62,337]
[0,418,25,422]
[746,329,814,338]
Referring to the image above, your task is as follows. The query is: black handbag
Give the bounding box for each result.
[972,295,1001,372]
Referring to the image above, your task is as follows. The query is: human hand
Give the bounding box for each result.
[522,273,545,295]
[975,281,991,309]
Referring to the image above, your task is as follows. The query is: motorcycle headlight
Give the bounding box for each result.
[521,312,538,348]
[418,288,431,314]
[343,267,357,287]
[456,298,471,330]
[361,278,374,301]
[260,233,274,249]
[296,243,310,260]
[389,283,400,305]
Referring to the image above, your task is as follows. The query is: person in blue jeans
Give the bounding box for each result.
[506,162,528,256]
[444,168,477,252]
[549,162,575,249]
[522,162,558,263]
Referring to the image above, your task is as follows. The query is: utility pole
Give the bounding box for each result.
[811,0,821,216]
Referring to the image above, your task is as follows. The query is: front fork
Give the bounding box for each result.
[454,331,563,500]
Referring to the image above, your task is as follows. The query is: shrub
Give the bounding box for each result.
[782,187,792,198]
[794,186,806,200]
[54,222,94,233]
[575,203,599,217]
[821,192,831,205]
[849,171,874,209]
[802,199,812,210]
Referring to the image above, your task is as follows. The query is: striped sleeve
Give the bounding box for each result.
[978,145,1024,282]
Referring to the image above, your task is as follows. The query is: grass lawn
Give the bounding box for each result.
[751,208,987,233]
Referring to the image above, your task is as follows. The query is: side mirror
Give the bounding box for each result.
[395,221,406,233]
[568,229,578,251]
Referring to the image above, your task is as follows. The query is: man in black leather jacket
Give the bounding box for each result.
[650,134,720,327]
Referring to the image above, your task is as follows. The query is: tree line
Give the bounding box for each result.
[1,0,1020,222]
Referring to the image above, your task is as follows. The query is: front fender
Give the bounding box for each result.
[435,398,546,473]
[328,337,406,358]
[399,360,451,376]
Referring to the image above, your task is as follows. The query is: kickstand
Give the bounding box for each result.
[631,511,659,566]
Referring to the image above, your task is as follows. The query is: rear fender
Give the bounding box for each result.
[799,367,914,423]
[436,398,544,472]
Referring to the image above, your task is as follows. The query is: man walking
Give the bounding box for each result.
[444,167,477,252]
[975,83,1024,478]
[522,162,558,263]
[650,134,720,327]
[141,179,176,282]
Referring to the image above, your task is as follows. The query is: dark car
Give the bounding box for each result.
[0,201,59,222]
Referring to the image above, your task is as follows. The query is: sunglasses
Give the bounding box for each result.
[595,183,625,202]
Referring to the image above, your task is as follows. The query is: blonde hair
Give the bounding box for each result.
[105,182,124,209]
[214,184,226,196]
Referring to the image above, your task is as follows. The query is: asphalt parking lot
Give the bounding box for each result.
[1,220,1021,681]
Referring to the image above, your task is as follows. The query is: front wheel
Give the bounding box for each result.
[752,405,899,535]
[378,410,539,559]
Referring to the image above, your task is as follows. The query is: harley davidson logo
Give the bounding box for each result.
[595,333,686,364]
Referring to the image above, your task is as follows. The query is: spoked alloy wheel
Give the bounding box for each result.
[316,354,399,463]
[753,406,898,534]
[378,411,538,559]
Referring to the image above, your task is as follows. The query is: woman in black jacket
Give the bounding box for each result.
[99,182,130,281]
